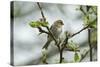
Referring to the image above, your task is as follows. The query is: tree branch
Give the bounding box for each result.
[69,17,96,39]
[64,48,80,52]
[69,25,89,38]
[88,28,93,61]
[80,43,96,62]
[37,27,49,34]
[37,2,46,21]
[80,49,89,62]
[59,34,69,63]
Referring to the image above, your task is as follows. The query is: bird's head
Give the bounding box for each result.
[54,20,64,28]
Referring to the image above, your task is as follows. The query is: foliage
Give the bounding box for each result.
[67,41,79,51]
[74,52,80,62]
[79,6,97,29]
[29,21,49,28]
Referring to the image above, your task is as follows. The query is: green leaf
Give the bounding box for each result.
[83,15,89,26]
[81,6,97,29]
[29,21,41,28]
[67,41,79,51]
[90,21,97,29]
[29,21,49,28]
[92,6,97,13]
[74,52,80,62]
[83,15,97,29]
[40,22,49,27]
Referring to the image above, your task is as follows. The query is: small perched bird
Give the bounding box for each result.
[42,20,64,49]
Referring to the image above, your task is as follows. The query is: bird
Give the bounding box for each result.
[42,20,64,49]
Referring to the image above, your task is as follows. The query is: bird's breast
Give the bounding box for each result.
[53,27,62,38]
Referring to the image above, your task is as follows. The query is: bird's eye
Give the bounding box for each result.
[59,21,64,25]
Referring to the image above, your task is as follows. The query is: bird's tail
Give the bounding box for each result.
[42,40,51,49]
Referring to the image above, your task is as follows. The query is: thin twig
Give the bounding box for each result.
[69,25,89,38]
[80,50,90,62]
[88,28,93,61]
[80,43,95,62]
[91,7,97,15]
[80,6,87,15]
[38,27,49,34]
[69,17,96,39]
[59,49,63,63]
[59,34,68,63]
[64,48,80,52]
[37,2,46,21]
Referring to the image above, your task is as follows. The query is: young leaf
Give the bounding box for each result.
[67,41,79,51]
[29,21,41,28]
[89,20,97,29]
[83,15,89,26]
[74,52,80,62]
[29,21,49,28]
[40,22,49,27]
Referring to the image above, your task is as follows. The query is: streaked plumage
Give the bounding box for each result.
[42,20,64,49]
